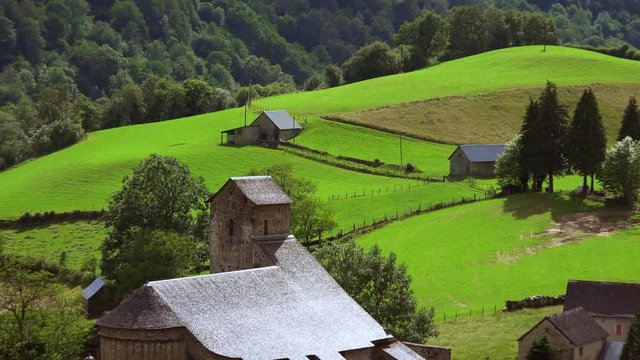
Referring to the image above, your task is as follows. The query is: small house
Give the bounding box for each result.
[564,280,640,342]
[517,307,609,360]
[448,144,505,177]
[221,110,302,146]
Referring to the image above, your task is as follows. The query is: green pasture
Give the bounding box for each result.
[0,108,436,219]
[257,46,640,116]
[0,221,107,270]
[433,306,562,359]
[357,193,638,314]
[328,181,484,233]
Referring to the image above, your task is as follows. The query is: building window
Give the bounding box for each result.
[579,346,583,356]
[264,220,268,235]
[228,220,234,236]
[616,323,624,336]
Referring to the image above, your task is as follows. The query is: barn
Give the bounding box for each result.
[221,110,302,146]
[448,144,505,177]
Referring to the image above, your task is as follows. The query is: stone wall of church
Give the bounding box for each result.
[99,328,186,360]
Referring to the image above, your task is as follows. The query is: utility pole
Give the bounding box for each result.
[244,78,252,127]
[400,134,403,166]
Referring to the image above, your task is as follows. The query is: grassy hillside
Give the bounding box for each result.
[337,83,640,145]
[0,107,463,219]
[257,46,640,116]
[0,221,107,270]
[357,193,638,314]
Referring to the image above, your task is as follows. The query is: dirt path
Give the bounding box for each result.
[545,210,636,245]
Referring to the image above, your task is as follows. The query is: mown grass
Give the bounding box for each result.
[357,193,638,315]
[338,83,640,145]
[0,108,439,219]
[0,221,107,270]
[257,46,640,116]
[432,306,562,360]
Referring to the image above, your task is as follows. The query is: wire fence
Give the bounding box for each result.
[306,191,499,246]
[438,305,505,323]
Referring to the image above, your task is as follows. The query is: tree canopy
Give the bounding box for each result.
[598,137,640,204]
[622,311,640,360]
[101,154,209,281]
[314,241,437,344]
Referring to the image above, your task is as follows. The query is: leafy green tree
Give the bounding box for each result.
[303,73,324,91]
[110,0,148,43]
[598,137,640,204]
[0,16,17,66]
[183,79,213,116]
[395,10,449,63]
[115,229,197,297]
[566,89,606,192]
[519,99,545,191]
[325,64,343,87]
[618,97,640,141]
[103,83,146,127]
[448,6,491,58]
[101,154,210,280]
[526,335,556,360]
[314,242,437,343]
[0,110,26,170]
[0,259,92,360]
[495,134,524,188]
[622,311,640,360]
[342,41,400,83]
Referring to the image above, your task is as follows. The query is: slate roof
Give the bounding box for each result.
[98,236,395,359]
[564,280,640,318]
[599,341,624,360]
[208,176,293,205]
[546,307,609,346]
[449,144,505,163]
[81,277,105,300]
[261,110,303,130]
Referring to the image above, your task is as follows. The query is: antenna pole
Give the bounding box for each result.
[245,78,252,127]
[400,134,403,166]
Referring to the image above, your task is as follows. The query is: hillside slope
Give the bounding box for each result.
[257,46,640,115]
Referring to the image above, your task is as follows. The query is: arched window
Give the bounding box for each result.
[264,220,268,235]
[228,219,234,236]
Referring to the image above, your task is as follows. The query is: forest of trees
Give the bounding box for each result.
[2,0,640,170]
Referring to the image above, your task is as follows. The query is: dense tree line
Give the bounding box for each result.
[2,0,640,170]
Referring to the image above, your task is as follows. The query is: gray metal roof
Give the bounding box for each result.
[449,144,505,163]
[98,237,394,359]
[599,341,624,360]
[81,277,105,300]
[231,176,293,205]
[564,280,640,318]
[546,307,609,346]
[261,110,303,130]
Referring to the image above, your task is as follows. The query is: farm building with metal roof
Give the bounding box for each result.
[448,144,505,177]
[221,110,302,146]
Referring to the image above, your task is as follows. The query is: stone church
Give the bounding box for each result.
[97,176,440,360]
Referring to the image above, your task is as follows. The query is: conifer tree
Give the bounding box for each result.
[519,99,542,190]
[618,97,640,141]
[527,335,556,360]
[537,81,568,192]
[566,89,606,193]
[622,311,640,360]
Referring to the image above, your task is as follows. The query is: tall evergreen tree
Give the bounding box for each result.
[526,335,556,360]
[566,89,606,193]
[618,97,640,141]
[537,81,568,192]
[519,99,541,190]
[622,311,640,360]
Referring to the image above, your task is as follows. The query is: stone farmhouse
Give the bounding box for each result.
[97,176,447,360]
[448,144,505,177]
[221,110,302,146]
[564,280,640,342]
[517,307,609,360]
[518,280,640,360]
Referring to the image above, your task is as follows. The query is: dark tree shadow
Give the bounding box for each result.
[502,192,621,222]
